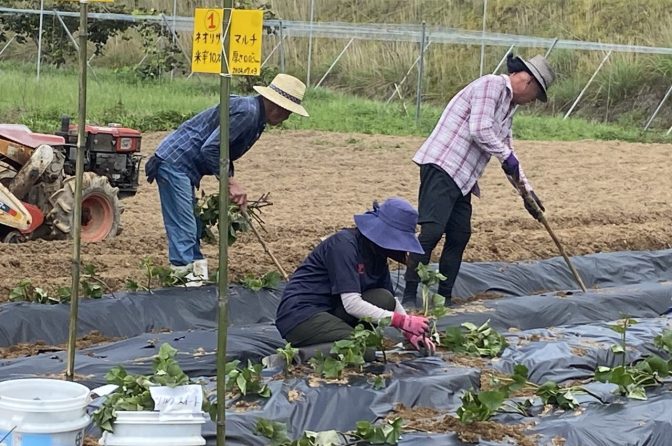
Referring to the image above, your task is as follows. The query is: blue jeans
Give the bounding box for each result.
[155,162,203,266]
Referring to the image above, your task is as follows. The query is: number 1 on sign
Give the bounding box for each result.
[207,10,218,30]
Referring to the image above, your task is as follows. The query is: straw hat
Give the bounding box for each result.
[253,74,309,117]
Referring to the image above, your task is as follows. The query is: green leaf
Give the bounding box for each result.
[611,344,625,354]
[371,375,386,390]
[643,355,669,377]
[462,322,478,331]
[311,430,341,446]
[125,279,140,291]
[654,329,672,354]
[237,373,248,395]
[254,419,291,445]
[431,292,445,308]
[626,385,647,400]
[322,357,345,379]
[477,389,507,412]
[442,320,507,357]
[608,324,625,334]
[158,343,178,360]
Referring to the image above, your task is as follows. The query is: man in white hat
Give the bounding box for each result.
[403,54,555,306]
[145,73,309,283]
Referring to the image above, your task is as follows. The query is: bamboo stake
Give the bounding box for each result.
[66,0,88,382]
[216,1,232,444]
[243,210,289,281]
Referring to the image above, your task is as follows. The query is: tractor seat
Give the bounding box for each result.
[0,124,65,149]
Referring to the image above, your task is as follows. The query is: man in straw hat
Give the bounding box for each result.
[403,54,555,306]
[145,73,309,283]
[276,197,435,355]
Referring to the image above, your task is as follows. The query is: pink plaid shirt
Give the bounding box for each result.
[413,74,529,197]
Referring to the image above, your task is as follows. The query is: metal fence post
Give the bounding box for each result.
[36,0,45,80]
[492,44,514,74]
[54,10,101,85]
[545,38,559,57]
[415,21,426,124]
[279,20,285,72]
[262,37,285,68]
[644,84,672,131]
[306,0,315,87]
[479,0,487,76]
[385,40,432,104]
[0,36,15,59]
[564,50,612,120]
[316,37,355,88]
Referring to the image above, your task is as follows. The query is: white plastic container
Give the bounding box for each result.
[0,378,91,446]
[100,411,207,446]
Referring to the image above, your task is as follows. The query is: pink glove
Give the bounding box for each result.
[391,312,429,336]
[405,332,436,355]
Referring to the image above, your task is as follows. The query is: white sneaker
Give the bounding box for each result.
[185,259,208,287]
[193,259,209,281]
[170,264,192,276]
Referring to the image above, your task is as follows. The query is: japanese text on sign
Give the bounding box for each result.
[228,9,263,76]
[192,8,223,74]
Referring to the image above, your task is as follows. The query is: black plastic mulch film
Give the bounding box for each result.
[2,249,672,445]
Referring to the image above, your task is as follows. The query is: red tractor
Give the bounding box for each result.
[0,119,142,243]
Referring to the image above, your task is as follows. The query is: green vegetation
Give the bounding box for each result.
[594,317,671,400]
[0,63,668,143]
[92,343,211,432]
[8,262,112,304]
[2,1,672,132]
[457,363,586,423]
[441,320,509,358]
[254,417,404,445]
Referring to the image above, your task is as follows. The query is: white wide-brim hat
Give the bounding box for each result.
[253,73,309,117]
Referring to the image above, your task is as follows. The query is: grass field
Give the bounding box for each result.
[3,0,672,128]
[0,63,669,143]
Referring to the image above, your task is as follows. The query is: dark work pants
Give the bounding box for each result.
[405,164,472,300]
[284,288,396,347]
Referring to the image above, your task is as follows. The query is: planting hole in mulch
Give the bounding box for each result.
[0,330,119,359]
[389,404,539,446]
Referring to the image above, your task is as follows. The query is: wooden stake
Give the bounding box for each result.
[243,210,289,281]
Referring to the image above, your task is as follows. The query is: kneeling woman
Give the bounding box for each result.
[275,197,435,354]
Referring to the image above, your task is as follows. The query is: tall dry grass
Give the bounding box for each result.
[4,0,672,126]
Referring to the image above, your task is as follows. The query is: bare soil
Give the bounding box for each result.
[0,331,117,359]
[1,131,671,301]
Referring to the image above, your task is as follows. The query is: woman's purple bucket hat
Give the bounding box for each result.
[354,197,424,254]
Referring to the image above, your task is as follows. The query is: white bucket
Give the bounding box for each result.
[0,378,91,446]
[100,411,207,446]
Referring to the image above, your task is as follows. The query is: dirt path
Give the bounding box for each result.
[1,130,671,300]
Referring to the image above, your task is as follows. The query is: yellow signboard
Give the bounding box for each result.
[192,8,224,74]
[228,9,263,76]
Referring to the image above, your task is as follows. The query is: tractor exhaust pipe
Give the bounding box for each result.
[60,115,70,135]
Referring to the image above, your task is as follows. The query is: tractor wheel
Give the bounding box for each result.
[48,172,123,242]
[2,230,26,243]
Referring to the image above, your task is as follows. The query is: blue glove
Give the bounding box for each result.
[502,153,520,181]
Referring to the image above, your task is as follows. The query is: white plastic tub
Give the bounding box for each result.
[100,411,207,446]
[0,378,91,446]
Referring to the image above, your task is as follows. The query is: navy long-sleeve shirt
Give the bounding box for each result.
[155,95,266,187]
